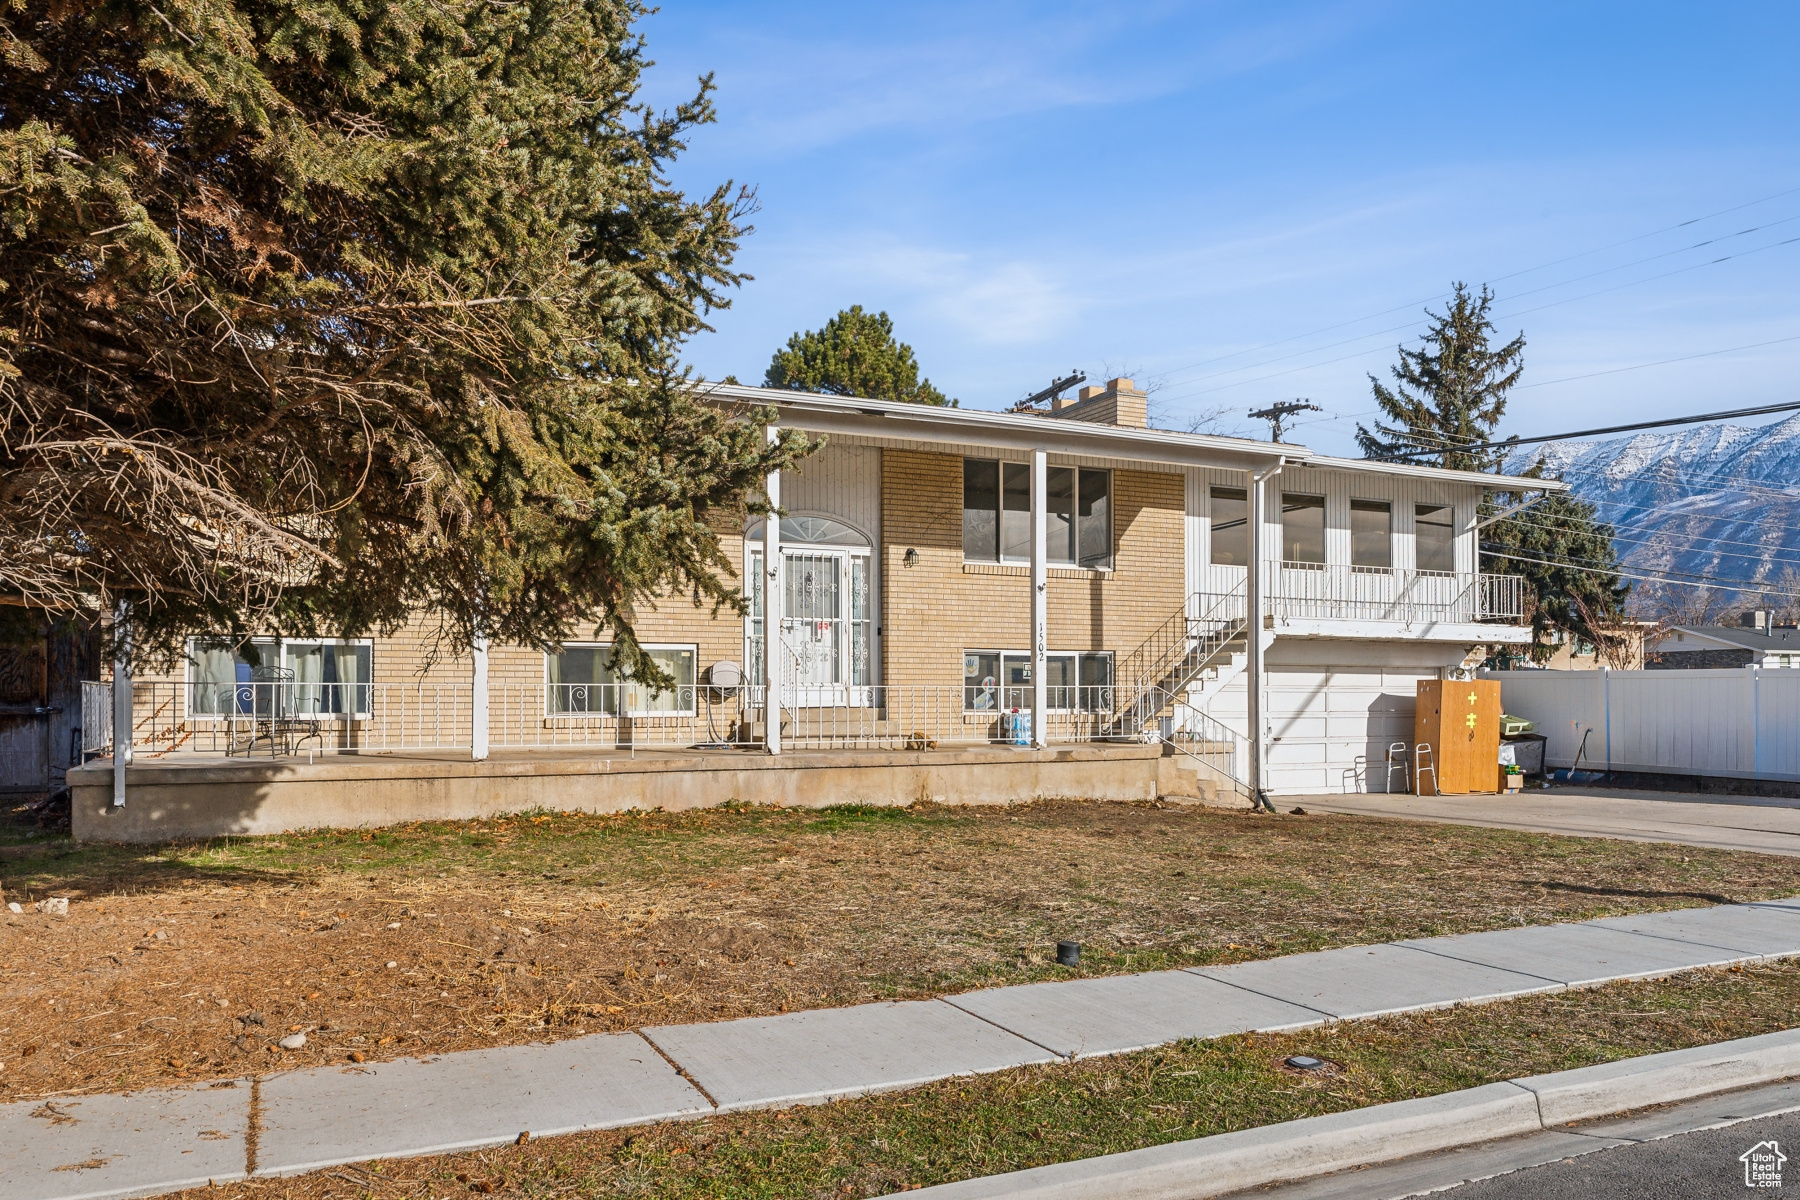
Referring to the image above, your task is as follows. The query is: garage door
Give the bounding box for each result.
[1202,664,1437,795]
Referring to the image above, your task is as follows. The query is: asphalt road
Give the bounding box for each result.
[1445,1111,1800,1198]
[1238,1079,1800,1200]
[1296,786,1800,857]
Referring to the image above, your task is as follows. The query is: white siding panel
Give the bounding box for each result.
[782,438,882,547]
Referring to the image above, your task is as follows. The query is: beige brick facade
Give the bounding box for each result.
[128,456,1183,706]
[878,449,1184,689]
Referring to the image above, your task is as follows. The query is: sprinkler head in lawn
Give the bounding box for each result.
[1056,940,1081,967]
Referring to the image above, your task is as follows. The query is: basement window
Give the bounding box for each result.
[547,644,696,716]
[186,638,373,718]
[963,651,1113,712]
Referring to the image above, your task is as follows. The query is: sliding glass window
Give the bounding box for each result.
[1415,504,1456,573]
[963,460,1111,567]
[1350,499,1392,569]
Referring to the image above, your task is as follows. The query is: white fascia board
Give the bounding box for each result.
[1271,618,1535,644]
[697,384,1301,473]
[1301,454,1571,493]
[1647,629,1753,652]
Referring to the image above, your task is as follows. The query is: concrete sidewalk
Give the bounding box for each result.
[1300,786,1800,856]
[11,898,1800,1200]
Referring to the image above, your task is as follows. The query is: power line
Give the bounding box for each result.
[1375,398,1800,463]
[1155,227,1800,406]
[1513,333,1800,390]
[1158,222,1800,397]
[1499,510,1795,570]
[1480,544,1800,600]
[1149,184,1800,389]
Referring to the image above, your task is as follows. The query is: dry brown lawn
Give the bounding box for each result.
[4,797,1798,1103]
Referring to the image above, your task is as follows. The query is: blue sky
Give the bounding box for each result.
[640,1,1800,455]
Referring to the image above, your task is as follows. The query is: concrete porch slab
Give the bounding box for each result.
[0,1079,249,1200]
[642,1000,1058,1111]
[72,743,1166,842]
[1579,903,1800,958]
[1191,943,1559,1019]
[254,1034,708,1177]
[943,969,1329,1059]
[1396,922,1753,988]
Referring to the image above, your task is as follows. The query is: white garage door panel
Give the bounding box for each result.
[1264,664,1433,796]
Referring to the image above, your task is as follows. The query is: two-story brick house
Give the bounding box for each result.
[91,378,1559,834]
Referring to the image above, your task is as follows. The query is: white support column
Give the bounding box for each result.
[763,426,782,755]
[111,599,131,807]
[471,633,490,761]
[1246,458,1284,812]
[1030,449,1048,749]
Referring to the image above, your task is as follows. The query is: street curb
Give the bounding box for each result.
[907,1027,1800,1199]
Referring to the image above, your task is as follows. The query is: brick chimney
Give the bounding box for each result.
[1049,378,1147,428]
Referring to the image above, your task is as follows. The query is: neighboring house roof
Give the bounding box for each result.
[1654,626,1800,653]
[700,383,1571,490]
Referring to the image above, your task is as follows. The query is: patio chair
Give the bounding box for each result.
[241,665,301,757]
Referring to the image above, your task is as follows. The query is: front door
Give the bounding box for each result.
[746,520,873,707]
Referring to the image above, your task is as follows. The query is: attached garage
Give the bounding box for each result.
[1201,640,1474,795]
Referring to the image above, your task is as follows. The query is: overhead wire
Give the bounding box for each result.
[1155,221,1800,397]
[1477,545,1800,599]
[1368,397,1800,461]
[1146,183,1800,386]
[1154,233,1800,406]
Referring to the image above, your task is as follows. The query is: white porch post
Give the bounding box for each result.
[1030,449,1048,749]
[111,599,132,807]
[471,633,490,761]
[1246,458,1284,813]
[763,426,782,755]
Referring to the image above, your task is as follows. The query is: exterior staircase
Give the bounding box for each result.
[1111,588,1247,739]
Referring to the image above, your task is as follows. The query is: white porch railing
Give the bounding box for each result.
[1268,563,1524,624]
[90,681,1135,759]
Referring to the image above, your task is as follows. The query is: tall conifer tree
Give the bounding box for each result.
[1356,283,1523,471]
[1358,283,1628,657]
[766,307,954,406]
[0,0,806,676]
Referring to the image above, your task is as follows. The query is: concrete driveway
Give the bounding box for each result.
[1295,787,1800,857]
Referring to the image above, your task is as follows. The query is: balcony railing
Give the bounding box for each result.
[1267,563,1524,625]
[87,681,1139,760]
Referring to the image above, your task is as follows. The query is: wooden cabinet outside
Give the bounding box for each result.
[1413,679,1502,795]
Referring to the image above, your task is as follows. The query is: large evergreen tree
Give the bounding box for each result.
[1357,283,1628,654]
[765,306,954,406]
[1356,283,1524,471]
[0,0,806,677]
[1482,467,1631,661]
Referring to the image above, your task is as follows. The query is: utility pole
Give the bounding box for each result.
[1248,400,1321,443]
[1009,371,1086,413]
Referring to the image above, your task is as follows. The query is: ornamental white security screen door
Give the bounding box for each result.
[747,517,874,707]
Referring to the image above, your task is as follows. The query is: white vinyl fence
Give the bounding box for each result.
[1482,667,1800,783]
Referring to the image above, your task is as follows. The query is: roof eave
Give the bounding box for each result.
[1298,453,1573,491]
[697,383,1301,472]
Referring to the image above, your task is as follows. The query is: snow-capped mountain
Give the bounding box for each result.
[1503,414,1800,606]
